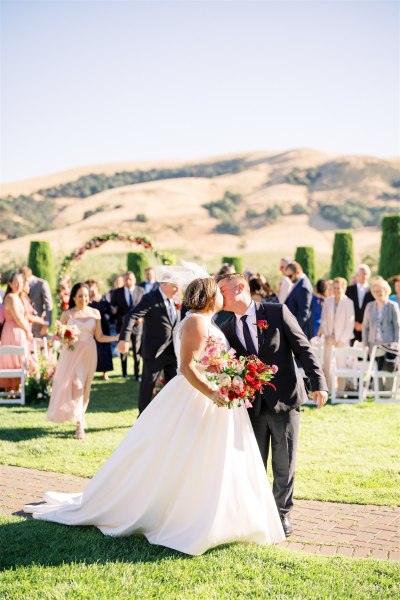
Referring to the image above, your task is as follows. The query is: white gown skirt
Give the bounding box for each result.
[24,374,285,555]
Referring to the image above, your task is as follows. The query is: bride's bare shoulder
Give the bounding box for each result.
[180,313,208,337]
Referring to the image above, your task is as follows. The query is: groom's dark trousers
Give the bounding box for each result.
[119,289,180,414]
[221,302,327,516]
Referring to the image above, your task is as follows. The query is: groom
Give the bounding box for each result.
[218,273,328,537]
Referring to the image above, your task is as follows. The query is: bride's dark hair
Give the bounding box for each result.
[69,282,90,309]
[184,278,217,311]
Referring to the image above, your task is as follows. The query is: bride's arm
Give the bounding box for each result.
[179,316,227,407]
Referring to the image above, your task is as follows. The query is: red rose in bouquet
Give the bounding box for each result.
[196,336,277,409]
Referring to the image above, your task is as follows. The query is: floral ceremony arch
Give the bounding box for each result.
[56,232,171,311]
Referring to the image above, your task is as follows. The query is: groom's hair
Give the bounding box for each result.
[215,272,250,291]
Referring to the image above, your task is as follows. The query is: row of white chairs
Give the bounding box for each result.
[308,338,400,404]
[0,338,49,406]
[1,338,399,407]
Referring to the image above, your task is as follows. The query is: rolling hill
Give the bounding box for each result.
[0,148,398,267]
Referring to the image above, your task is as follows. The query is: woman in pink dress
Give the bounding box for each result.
[48,282,119,440]
[0,272,33,390]
[21,278,47,334]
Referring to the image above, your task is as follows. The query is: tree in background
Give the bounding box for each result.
[127,252,148,282]
[330,231,355,282]
[379,214,400,282]
[222,256,243,274]
[28,241,55,290]
[295,246,316,284]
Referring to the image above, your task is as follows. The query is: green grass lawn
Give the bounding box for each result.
[1,358,400,598]
[0,359,399,505]
[1,514,399,600]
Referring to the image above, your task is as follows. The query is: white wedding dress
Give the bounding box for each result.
[24,313,285,555]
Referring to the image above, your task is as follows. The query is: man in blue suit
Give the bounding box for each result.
[284,261,314,339]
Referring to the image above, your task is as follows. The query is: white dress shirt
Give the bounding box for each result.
[278,277,293,304]
[357,283,369,307]
[235,301,258,353]
[159,288,176,323]
[124,286,135,307]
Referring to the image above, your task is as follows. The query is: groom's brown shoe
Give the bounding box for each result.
[281,515,293,537]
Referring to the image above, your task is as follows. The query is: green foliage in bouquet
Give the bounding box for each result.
[330,231,355,282]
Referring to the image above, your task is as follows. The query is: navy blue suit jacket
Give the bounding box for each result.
[285,275,314,339]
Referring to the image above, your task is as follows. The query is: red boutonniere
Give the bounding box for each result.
[257,320,269,335]
[175,302,182,311]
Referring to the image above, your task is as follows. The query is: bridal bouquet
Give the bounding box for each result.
[54,321,80,351]
[197,336,278,409]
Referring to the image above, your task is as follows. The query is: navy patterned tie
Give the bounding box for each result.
[240,315,257,355]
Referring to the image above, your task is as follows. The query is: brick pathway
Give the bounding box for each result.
[1,465,399,561]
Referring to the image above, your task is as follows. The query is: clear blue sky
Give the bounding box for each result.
[1,0,399,182]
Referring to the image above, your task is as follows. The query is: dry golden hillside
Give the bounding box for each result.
[1,149,398,264]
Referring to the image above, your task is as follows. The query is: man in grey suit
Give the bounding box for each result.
[20,266,53,338]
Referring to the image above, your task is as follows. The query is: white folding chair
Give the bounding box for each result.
[310,336,324,367]
[0,345,27,405]
[365,345,400,404]
[330,346,370,404]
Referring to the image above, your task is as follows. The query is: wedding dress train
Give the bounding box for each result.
[24,314,285,555]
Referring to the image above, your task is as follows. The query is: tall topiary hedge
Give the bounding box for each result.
[330,231,355,282]
[295,246,316,284]
[222,256,243,274]
[28,241,55,290]
[127,252,148,282]
[379,214,400,280]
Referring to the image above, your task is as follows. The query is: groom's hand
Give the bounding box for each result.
[117,341,130,355]
[312,390,328,409]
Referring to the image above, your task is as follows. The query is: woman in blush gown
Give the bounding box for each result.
[47,282,119,440]
[24,274,285,556]
[0,272,33,389]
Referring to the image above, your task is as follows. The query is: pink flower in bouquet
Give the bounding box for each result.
[196,336,278,409]
[55,321,80,351]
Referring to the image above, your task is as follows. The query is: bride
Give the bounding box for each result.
[24,273,285,555]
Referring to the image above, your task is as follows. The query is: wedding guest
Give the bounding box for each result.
[139,267,158,294]
[388,275,400,307]
[111,272,144,380]
[47,282,119,439]
[318,277,355,388]
[87,279,113,381]
[278,257,293,303]
[362,278,400,388]
[346,264,374,343]
[59,276,71,312]
[312,279,328,337]
[21,278,46,334]
[20,267,53,338]
[284,261,314,339]
[249,277,279,304]
[325,279,334,297]
[117,267,181,413]
[0,272,33,390]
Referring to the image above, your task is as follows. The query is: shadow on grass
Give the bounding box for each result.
[0,425,131,442]
[0,517,190,570]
